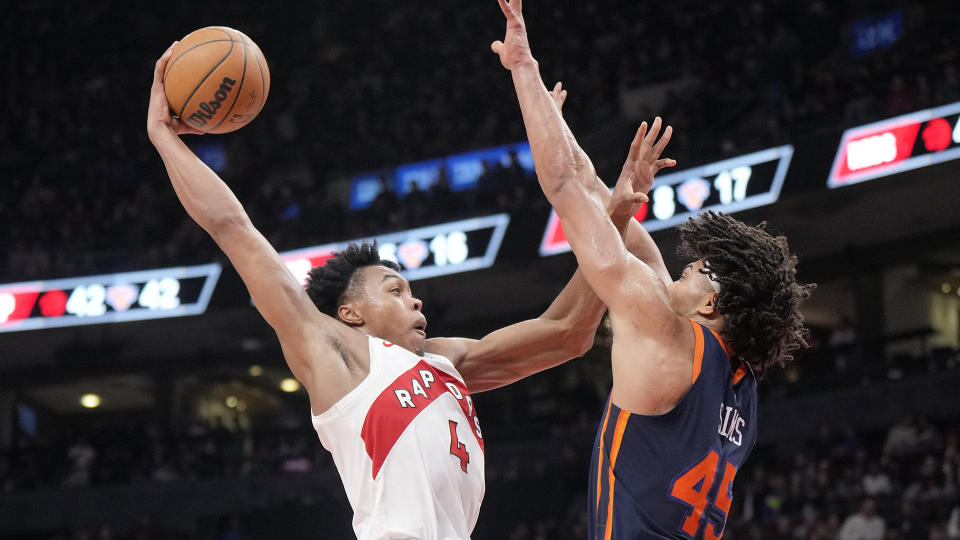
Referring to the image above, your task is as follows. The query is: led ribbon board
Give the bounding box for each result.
[351,142,534,209]
[0,264,222,333]
[828,101,960,188]
[279,214,510,285]
[540,145,794,256]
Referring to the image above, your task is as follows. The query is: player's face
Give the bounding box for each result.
[666,260,718,318]
[353,266,427,355]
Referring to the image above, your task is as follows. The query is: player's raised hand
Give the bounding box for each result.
[549,81,567,112]
[609,117,676,219]
[491,0,535,70]
[147,42,204,140]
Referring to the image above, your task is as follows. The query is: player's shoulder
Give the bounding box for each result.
[608,316,700,414]
[423,336,471,366]
[292,322,375,413]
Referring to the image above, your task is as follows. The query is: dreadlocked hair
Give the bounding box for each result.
[304,241,401,319]
[677,211,815,377]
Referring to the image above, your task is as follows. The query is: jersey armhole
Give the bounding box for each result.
[311,336,382,424]
[688,319,705,385]
[704,326,748,385]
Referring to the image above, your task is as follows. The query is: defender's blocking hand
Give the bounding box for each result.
[609,117,676,220]
[549,82,567,112]
[491,0,536,70]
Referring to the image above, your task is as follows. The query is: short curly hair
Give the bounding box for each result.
[304,242,401,320]
[677,211,815,377]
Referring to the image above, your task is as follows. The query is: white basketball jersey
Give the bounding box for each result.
[312,336,485,540]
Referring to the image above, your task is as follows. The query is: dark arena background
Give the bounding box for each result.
[2,1,960,538]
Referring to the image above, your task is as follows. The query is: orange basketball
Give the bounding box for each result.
[163,26,270,134]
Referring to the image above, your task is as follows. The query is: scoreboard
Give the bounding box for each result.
[540,145,794,256]
[828,100,960,188]
[0,264,221,333]
[278,214,510,285]
[8,99,960,333]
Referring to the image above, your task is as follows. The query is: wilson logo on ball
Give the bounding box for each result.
[185,77,237,128]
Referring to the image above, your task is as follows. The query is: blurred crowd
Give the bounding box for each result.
[4,340,960,538]
[499,413,960,540]
[2,420,327,494]
[717,412,960,540]
[2,0,959,283]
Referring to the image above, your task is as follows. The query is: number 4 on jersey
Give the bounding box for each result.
[668,450,737,539]
[448,420,469,473]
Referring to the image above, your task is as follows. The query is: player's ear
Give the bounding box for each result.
[696,292,720,318]
[337,301,364,327]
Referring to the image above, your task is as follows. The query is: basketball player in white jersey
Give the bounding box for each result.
[146,42,679,539]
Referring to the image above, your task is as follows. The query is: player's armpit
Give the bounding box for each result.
[209,216,367,412]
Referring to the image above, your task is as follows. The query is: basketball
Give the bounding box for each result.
[163,26,270,134]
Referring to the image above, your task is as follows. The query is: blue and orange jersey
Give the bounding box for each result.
[587,320,758,540]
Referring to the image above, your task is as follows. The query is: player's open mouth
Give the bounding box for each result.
[413,319,427,335]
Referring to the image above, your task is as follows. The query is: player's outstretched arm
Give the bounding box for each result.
[146,44,362,410]
[427,269,603,393]
[425,81,654,392]
[492,0,681,332]
[430,167,674,394]
[428,262,605,394]
[548,82,674,285]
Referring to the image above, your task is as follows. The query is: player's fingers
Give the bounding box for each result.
[497,0,516,20]
[174,116,204,135]
[628,122,648,161]
[643,116,662,151]
[491,41,504,54]
[655,158,677,171]
[154,42,177,83]
[550,82,567,108]
[652,125,673,158]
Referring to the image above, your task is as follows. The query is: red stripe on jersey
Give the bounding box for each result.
[360,359,483,479]
[433,369,484,452]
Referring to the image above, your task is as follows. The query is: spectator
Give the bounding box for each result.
[368,176,402,231]
[403,180,430,226]
[887,416,921,457]
[839,498,886,540]
[900,498,932,540]
[829,315,858,373]
[905,455,956,521]
[946,498,960,538]
[62,436,96,488]
[427,168,460,220]
[864,460,894,497]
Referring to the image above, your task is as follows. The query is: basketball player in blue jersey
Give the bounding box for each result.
[492,1,814,538]
[146,40,682,539]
